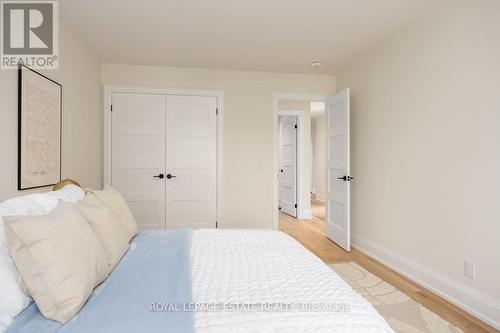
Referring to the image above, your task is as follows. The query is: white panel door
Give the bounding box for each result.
[325,89,351,251]
[165,95,217,228]
[279,116,297,217]
[111,93,166,230]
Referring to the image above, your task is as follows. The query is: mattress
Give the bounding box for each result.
[7,229,394,332]
[191,229,394,333]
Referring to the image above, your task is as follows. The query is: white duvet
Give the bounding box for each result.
[191,229,394,333]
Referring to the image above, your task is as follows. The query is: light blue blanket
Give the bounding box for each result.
[7,230,194,333]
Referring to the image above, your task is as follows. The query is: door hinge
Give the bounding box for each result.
[216,108,218,115]
[111,105,113,112]
[294,203,297,208]
[294,124,297,129]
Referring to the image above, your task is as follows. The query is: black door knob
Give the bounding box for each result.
[166,174,177,179]
[154,174,165,179]
[337,175,354,182]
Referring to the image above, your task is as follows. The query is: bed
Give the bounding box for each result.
[7,228,394,332]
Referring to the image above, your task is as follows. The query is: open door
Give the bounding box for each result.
[279,116,297,217]
[325,89,351,251]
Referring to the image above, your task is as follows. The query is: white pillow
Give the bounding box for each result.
[75,192,128,272]
[90,186,138,242]
[4,201,108,323]
[45,184,85,204]
[0,185,85,331]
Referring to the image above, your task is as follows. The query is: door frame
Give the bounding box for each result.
[272,93,329,229]
[103,85,224,228]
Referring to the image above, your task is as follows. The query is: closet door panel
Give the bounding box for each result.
[111,93,166,230]
[165,95,217,229]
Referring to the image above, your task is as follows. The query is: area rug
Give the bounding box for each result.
[330,262,464,333]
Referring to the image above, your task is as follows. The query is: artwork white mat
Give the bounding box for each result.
[19,66,62,190]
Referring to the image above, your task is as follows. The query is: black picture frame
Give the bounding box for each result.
[18,64,62,190]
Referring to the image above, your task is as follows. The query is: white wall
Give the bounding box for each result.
[337,0,500,327]
[101,64,335,229]
[312,114,325,201]
[0,23,102,201]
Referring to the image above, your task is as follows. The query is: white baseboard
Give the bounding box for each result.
[300,209,312,219]
[313,194,325,202]
[352,235,500,330]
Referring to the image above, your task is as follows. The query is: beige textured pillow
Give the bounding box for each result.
[90,185,138,241]
[75,192,129,272]
[4,201,108,323]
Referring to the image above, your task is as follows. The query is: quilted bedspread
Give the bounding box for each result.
[191,229,394,333]
[7,229,393,333]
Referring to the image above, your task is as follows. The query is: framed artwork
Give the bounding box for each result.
[18,65,62,190]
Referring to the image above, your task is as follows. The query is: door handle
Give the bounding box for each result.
[166,174,177,179]
[153,174,165,179]
[337,176,347,181]
[337,176,354,181]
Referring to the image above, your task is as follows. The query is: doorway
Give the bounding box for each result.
[311,101,326,222]
[274,96,325,225]
[273,91,352,252]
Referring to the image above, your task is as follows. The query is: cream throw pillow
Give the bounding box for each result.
[75,193,129,272]
[4,201,108,323]
[90,186,138,241]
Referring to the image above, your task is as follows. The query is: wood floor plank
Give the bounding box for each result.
[279,202,498,333]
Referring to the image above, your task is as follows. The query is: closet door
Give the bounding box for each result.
[165,95,217,229]
[111,93,166,230]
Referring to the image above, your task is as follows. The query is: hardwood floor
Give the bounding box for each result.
[279,200,498,333]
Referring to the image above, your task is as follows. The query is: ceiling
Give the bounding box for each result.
[60,0,438,75]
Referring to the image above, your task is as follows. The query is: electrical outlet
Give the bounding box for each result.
[464,261,475,280]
